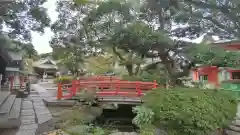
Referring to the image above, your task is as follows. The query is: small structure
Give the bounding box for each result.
[33,58,58,76]
[0,47,12,85]
[191,39,240,87]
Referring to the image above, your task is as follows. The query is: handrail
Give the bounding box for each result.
[57,79,158,100]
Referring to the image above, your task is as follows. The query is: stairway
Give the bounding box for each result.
[1,84,10,91]
[0,92,22,129]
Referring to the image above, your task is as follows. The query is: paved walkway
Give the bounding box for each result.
[31,84,53,100]
[16,86,52,135]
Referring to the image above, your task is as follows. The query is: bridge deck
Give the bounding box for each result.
[97,96,142,105]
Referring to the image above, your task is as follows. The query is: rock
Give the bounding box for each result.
[155,128,168,135]
[40,129,70,135]
[232,120,240,126]
[124,132,139,135]
[228,125,240,132]
[110,132,139,135]
[89,107,103,117]
[66,125,91,135]
[110,132,124,135]
[225,130,240,135]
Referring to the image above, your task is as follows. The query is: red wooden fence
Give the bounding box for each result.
[57,79,158,100]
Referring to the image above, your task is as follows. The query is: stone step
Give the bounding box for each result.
[0,97,23,129]
[225,129,240,135]
[0,128,18,135]
[0,92,10,106]
[228,125,240,133]
[0,95,16,114]
[9,98,22,119]
[16,129,37,135]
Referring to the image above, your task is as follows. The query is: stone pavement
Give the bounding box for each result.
[31,84,53,100]
[16,87,52,135]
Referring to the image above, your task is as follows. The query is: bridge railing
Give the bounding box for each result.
[57,79,158,100]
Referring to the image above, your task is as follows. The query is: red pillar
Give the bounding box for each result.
[19,76,23,88]
[136,82,141,96]
[57,83,62,100]
[10,76,14,92]
[72,80,76,96]
[115,81,120,95]
[153,80,157,88]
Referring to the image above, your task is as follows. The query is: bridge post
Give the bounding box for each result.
[72,80,76,96]
[19,76,23,89]
[99,81,103,91]
[153,80,157,88]
[10,76,14,92]
[136,82,141,96]
[115,80,120,95]
[57,82,62,100]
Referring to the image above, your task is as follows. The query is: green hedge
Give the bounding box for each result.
[122,71,165,84]
[54,76,73,84]
[134,87,237,135]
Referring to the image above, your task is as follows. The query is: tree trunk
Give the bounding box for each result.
[126,65,133,76]
[134,65,141,75]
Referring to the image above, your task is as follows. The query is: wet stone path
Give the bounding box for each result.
[16,90,52,135]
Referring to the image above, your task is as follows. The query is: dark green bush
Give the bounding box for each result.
[122,75,141,81]
[135,87,237,135]
[54,76,73,84]
[122,70,165,84]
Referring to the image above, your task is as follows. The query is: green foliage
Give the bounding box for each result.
[92,127,106,135]
[54,76,73,84]
[55,46,85,75]
[187,44,240,67]
[86,55,115,74]
[122,75,141,81]
[132,106,155,127]
[109,22,173,55]
[0,0,50,41]
[137,87,237,135]
[139,124,156,135]
[122,70,165,84]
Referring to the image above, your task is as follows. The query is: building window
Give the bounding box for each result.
[232,72,240,79]
[199,75,208,81]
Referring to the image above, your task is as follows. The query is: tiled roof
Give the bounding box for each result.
[213,39,240,45]
[33,58,58,69]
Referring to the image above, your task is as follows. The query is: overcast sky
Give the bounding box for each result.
[31,0,58,54]
[31,0,209,54]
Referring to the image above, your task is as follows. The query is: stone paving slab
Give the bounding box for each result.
[21,115,35,120]
[22,109,35,114]
[16,129,36,135]
[21,109,35,116]
[37,113,52,124]
[33,101,45,106]
[21,119,36,125]
[22,101,33,110]
[19,123,38,130]
[33,99,45,103]
[31,84,53,98]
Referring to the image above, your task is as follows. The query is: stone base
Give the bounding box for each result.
[43,99,76,107]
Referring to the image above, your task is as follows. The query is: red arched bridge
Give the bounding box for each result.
[56,76,158,104]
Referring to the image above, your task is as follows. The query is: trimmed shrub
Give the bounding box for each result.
[122,75,141,81]
[54,76,73,84]
[122,72,164,84]
[133,87,237,135]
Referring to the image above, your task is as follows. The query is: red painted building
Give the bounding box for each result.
[191,40,240,86]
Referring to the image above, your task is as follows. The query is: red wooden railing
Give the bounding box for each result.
[57,79,158,100]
